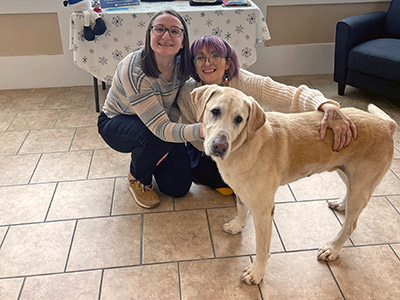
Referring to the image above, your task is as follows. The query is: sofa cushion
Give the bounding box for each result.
[348,38,400,81]
[384,0,400,38]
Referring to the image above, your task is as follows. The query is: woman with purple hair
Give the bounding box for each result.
[177,35,357,195]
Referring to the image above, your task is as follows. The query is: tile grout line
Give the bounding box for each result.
[205,209,217,258]
[177,262,183,300]
[140,214,144,265]
[16,277,26,300]
[86,150,95,180]
[15,130,31,155]
[64,220,79,273]
[98,269,105,300]
[27,153,43,185]
[43,182,59,222]
[327,200,356,247]
[388,244,400,262]
[109,178,117,216]
[68,128,78,152]
[272,218,287,252]
[326,261,347,300]
[287,184,297,202]
[385,196,400,215]
[389,167,400,181]
[52,110,62,130]
[0,226,10,249]
[4,110,19,132]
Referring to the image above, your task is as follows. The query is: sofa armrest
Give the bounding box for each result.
[338,12,386,48]
[334,11,386,85]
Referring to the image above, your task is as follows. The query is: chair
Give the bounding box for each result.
[334,0,400,101]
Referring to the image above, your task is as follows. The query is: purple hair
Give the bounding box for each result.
[190,35,240,82]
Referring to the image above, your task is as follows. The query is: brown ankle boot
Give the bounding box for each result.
[128,173,160,209]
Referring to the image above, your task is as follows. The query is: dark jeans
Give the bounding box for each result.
[98,112,192,197]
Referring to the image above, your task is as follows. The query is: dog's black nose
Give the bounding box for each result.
[212,137,228,155]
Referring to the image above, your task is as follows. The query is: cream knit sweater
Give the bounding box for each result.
[177,68,339,151]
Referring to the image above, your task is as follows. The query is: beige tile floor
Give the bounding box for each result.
[0,75,399,300]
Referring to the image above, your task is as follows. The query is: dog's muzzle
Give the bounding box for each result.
[211,134,229,159]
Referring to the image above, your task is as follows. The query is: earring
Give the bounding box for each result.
[223,71,230,86]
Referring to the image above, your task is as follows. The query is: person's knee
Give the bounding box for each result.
[158,178,192,198]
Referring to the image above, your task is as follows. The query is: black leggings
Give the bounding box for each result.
[187,143,229,190]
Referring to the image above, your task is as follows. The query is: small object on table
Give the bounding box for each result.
[222,0,250,6]
[189,0,223,6]
[99,0,139,8]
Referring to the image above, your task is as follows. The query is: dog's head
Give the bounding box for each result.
[191,85,266,160]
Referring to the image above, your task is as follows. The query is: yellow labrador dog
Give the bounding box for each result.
[191,85,397,285]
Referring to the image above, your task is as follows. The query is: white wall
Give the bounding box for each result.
[0,0,389,89]
[248,0,389,77]
[0,0,93,90]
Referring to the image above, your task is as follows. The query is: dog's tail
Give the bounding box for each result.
[368,104,397,136]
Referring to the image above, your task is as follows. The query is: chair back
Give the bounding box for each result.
[384,0,400,38]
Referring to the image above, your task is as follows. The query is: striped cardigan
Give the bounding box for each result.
[102,48,202,143]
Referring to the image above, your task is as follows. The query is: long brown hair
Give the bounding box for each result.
[141,10,191,80]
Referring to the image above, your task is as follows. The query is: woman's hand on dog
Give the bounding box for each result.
[319,103,358,151]
[199,124,205,139]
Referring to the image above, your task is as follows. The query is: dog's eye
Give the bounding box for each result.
[211,108,220,116]
[235,116,243,124]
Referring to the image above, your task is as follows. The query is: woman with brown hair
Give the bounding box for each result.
[98,10,203,209]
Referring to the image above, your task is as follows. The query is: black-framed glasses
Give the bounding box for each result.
[151,25,184,38]
[194,53,224,66]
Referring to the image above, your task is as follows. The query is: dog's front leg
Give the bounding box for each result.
[242,205,274,285]
[223,196,248,234]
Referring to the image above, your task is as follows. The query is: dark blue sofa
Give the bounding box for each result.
[333,0,400,101]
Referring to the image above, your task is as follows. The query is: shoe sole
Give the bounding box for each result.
[215,187,234,196]
[128,184,160,209]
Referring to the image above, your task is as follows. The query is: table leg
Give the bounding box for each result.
[93,76,100,113]
[102,81,106,90]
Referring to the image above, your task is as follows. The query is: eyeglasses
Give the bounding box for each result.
[194,53,224,66]
[151,25,184,38]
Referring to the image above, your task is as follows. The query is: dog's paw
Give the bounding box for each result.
[328,197,346,212]
[317,245,340,261]
[241,263,263,285]
[223,218,245,234]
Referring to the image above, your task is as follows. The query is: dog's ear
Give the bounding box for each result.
[246,97,266,140]
[190,84,220,121]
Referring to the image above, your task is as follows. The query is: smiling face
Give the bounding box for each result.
[150,13,184,60]
[194,46,231,85]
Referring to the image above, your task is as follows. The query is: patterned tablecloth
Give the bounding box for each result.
[69,0,270,84]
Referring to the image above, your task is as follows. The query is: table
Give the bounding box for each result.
[69,0,270,111]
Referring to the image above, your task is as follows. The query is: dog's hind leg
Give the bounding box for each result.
[223,195,248,234]
[328,169,348,212]
[318,169,383,261]
[318,186,370,261]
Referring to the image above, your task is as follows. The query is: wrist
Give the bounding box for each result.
[199,123,204,139]
[319,103,335,112]
[319,100,341,112]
